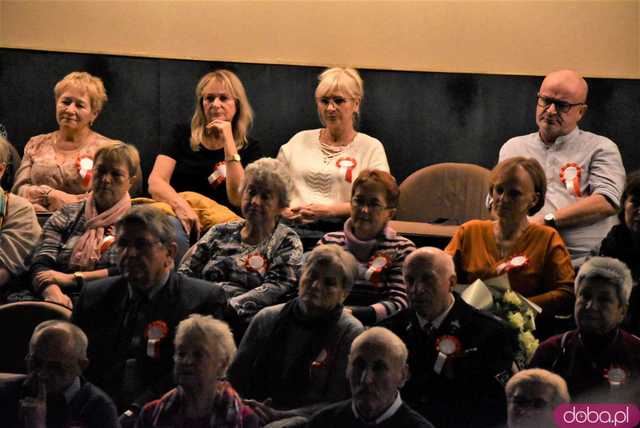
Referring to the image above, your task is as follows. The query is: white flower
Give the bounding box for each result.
[503,290,522,306]
[519,331,540,360]
[508,312,525,330]
[524,309,536,331]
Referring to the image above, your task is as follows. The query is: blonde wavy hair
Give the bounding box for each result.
[190,70,254,152]
[54,71,108,115]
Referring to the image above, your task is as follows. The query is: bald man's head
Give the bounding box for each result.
[536,69,588,144]
[403,247,456,320]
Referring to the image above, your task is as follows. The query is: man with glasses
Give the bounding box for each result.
[500,69,625,267]
[505,368,570,428]
[72,205,225,425]
[0,320,119,427]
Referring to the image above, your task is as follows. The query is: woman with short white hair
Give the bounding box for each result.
[529,256,640,401]
[137,314,259,427]
[278,67,389,241]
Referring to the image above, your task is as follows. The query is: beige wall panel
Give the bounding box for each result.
[1,0,638,78]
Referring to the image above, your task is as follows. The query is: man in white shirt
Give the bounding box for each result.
[499,69,625,266]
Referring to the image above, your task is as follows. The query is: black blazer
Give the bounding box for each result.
[379,294,517,428]
[72,271,226,410]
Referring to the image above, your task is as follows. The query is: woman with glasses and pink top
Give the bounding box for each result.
[277,67,389,242]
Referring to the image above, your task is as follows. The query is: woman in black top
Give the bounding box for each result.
[148,70,261,238]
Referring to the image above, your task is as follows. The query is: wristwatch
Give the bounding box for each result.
[543,213,557,228]
[225,153,241,162]
[73,271,85,289]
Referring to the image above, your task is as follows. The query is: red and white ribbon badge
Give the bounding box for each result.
[99,235,115,254]
[365,253,391,284]
[311,349,329,370]
[208,161,227,188]
[77,156,94,187]
[336,157,357,183]
[434,335,462,374]
[605,366,627,387]
[559,162,582,197]
[145,320,168,359]
[245,252,268,274]
[496,255,529,275]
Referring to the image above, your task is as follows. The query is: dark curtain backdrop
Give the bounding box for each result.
[2,48,639,194]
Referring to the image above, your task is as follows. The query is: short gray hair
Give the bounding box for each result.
[242,157,292,209]
[175,314,237,374]
[31,320,88,359]
[305,244,359,293]
[350,327,408,366]
[505,368,570,406]
[116,205,177,249]
[575,256,633,306]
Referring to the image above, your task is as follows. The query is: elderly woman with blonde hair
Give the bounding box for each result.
[0,136,41,292]
[149,69,262,239]
[137,314,259,427]
[13,71,136,211]
[179,157,302,322]
[29,142,139,308]
[278,67,389,241]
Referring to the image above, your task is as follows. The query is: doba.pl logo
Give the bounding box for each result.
[555,404,640,427]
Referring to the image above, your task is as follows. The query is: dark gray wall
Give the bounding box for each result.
[2,48,639,193]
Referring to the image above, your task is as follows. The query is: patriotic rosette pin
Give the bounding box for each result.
[208,161,227,188]
[336,157,357,183]
[434,335,462,374]
[77,156,94,187]
[245,252,268,274]
[311,349,329,370]
[365,253,391,284]
[145,320,168,359]
[496,255,529,275]
[559,162,582,197]
[99,235,115,254]
[605,366,627,387]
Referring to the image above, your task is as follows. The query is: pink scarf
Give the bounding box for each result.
[68,192,131,271]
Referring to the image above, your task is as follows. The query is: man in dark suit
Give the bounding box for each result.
[379,247,517,427]
[0,320,118,428]
[72,206,226,423]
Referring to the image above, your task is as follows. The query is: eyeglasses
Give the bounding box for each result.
[536,94,585,113]
[508,396,551,409]
[25,354,75,375]
[351,197,388,212]
[316,96,352,107]
[115,238,162,252]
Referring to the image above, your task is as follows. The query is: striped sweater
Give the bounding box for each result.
[319,222,415,325]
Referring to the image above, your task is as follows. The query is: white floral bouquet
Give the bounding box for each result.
[458,275,541,369]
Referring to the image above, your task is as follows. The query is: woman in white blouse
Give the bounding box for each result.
[277,67,389,236]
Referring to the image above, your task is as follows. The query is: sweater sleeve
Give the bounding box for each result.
[0,195,41,275]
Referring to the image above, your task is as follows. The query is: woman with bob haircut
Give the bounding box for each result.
[228,244,364,426]
[446,157,575,329]
[319,169,415,325]
[179,158,302,321]
[278,67,389,240]
[149,69,262,238]
[137,314,259,427]
[529,256,640,401]
[600,170,640,335]
[13,71,134,212]
[29,142,139,308]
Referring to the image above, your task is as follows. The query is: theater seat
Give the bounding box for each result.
[395,162,492,224]
[0,301,72,373]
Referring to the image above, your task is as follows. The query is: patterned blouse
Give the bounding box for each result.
[13,131,113,200]
[30,201,120,292]
[178,220,303,319]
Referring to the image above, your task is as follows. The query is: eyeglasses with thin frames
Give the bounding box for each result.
[316,96,352,107]
[351,196,389,212]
